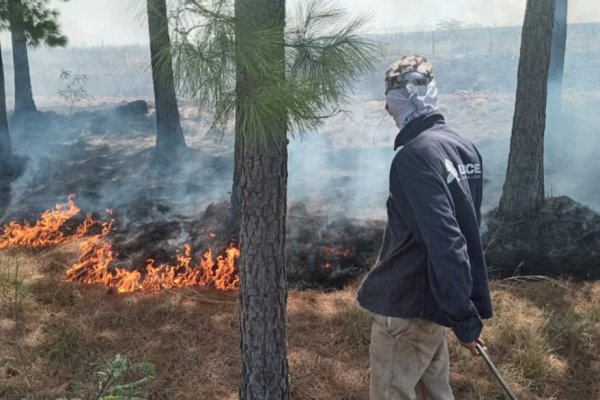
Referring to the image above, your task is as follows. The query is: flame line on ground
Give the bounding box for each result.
[0,196,241,293]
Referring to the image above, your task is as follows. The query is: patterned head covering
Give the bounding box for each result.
[385,55,434,94]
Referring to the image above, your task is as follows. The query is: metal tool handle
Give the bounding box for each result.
[475,343,518,400]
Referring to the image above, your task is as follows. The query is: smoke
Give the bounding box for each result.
[47,0,148,47]
[462,0,600,26]
[38,0,600,48]
[461,0,526,27]
[1,19,600,240]
[287,20,600,217]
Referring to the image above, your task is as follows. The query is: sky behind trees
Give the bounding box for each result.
[0,0,597,47]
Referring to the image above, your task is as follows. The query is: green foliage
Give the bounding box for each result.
[57,70,94,113]
[0,0,68,47]
[169,0,235,131]
[170,0,376,144]
[58,354,156,400]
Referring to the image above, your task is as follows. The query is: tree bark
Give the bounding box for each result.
[238,138,289,400]
[548,0,568,116]
[10,23,37,115]
[497,0,555,220]
[235,0,290,398]
[0,40,12,170]
[147,0,186,161]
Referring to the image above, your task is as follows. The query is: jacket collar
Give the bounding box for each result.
[394,113,446,150]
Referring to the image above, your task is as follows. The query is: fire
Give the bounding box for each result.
[66,237,240,293]
[321,246,351,269]
[1,196,240,293]
[0,195,87,249]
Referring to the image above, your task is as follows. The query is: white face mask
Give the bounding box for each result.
[386,89,415,130]
[385,80,439,130]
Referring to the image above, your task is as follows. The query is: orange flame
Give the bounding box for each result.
[0,195,88,249]
[66,238,240,293]
[1,196,240,293]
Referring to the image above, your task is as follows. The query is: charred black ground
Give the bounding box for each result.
[1,98,600,289]
[2,23,600,287]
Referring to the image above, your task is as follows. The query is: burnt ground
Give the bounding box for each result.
[0,102,386,289]
[2,95,600,288]
[484,196,600,279]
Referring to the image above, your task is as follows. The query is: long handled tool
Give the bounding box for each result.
[475,343,518,400]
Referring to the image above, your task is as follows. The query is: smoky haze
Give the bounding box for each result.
[13,0,594,47]
[1,1,599,232]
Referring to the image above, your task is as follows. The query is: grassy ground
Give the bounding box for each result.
[0,245,599,399]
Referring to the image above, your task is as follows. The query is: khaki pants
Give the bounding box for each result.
[369,315,454,400]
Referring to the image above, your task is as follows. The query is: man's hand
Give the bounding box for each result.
[460,337,486,356]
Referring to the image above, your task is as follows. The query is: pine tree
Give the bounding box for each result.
[170,1,374,397]
[147,0,186,162]
[497,0,556,219]
[5,0,68,116]
[234,0,289,396]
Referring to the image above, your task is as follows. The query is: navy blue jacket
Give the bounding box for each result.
[357,113,493,343]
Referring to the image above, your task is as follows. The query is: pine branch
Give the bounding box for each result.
[169,0,377,144]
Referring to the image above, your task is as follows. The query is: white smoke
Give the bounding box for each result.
[37,0,599,47]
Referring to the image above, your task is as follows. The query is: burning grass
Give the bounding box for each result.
[0,246,599,399]
[0,199,598,399]
[0,197,240,294]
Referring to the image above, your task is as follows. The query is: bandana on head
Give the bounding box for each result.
[386,79,439,130]
[385,55,434,94]
[384,55,438,130]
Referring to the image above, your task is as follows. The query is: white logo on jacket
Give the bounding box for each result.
[445,159,481,184]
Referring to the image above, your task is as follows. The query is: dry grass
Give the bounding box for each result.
[1,247,599,399]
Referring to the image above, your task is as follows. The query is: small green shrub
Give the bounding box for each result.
[57,70,94,113]
[59,354,155,400]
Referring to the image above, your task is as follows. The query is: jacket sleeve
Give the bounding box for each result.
[394,154,482,343]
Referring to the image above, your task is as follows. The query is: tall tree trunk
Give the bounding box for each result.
[547,0,568,116]
[235,0,290,398]
[497,0,555,220]
[147,0,186,161]
[11,23,37,115]
[238,138,289,400]
[0,41,12,170]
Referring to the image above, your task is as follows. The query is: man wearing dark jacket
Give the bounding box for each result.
[357,55,493,400]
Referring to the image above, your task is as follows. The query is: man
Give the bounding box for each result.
[357,55,493,400]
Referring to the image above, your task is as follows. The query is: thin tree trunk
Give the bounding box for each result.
[0,41,12,169]
[497,0,555,220]
[147,0,186,161]
[548,0,568,116]
[11,23,37,115]
[235,0,290,398]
